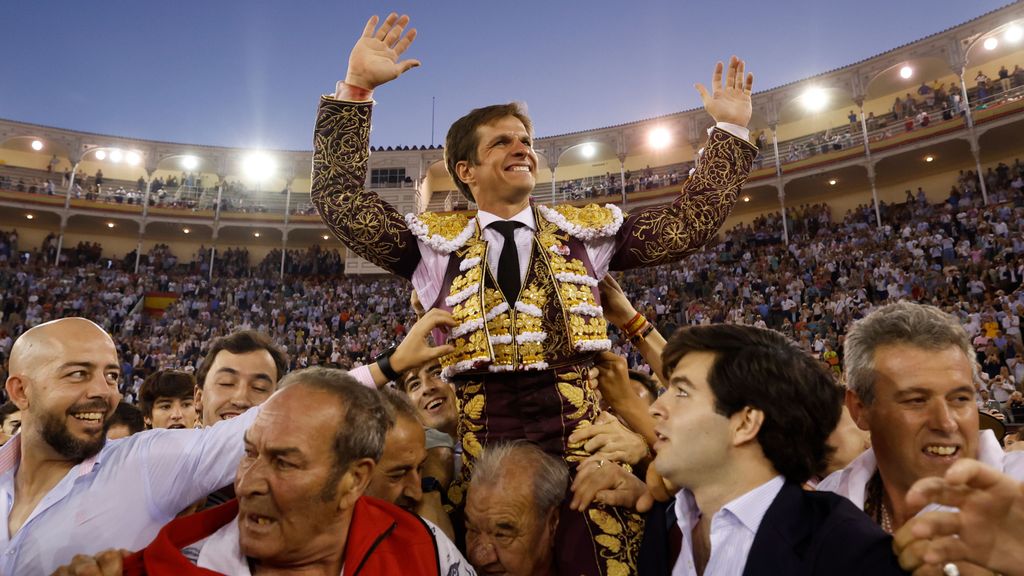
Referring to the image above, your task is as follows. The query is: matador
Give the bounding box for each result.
[312,13,757,576]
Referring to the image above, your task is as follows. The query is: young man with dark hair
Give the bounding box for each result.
[648,324,904,575]
[139,369,197,430]
[0,401,21,445]
[194,330,288,426]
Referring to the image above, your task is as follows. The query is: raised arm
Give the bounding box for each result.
[609,56,758,270]
[311,14,423,278]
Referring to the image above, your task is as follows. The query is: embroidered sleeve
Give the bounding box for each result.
[311,97,421,278]
[608,128,757,270]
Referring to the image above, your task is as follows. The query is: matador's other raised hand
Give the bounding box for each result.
[340,13,420,94]
[695,56,754,128]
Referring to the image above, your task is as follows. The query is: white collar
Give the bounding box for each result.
[475,205,536,232]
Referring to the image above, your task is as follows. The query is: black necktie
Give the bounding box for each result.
[489,221,524,303]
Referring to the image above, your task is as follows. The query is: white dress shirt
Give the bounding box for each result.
[817,429,1024,508]
[0,407,258,575]
[195,511,476,576]
[672,475,785,576]
[412,122,751,308]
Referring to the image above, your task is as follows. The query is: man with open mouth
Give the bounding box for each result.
[819,301,1024,574]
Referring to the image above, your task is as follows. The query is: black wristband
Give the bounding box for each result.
[375,346,401,382]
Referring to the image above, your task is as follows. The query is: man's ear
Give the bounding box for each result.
[6,376,29,411]
[543,504,559,539]
[455,161,475,190]
[337,458,375,511]
[731,406,764,447]
[193,386,204,422]
[845,388,870,431]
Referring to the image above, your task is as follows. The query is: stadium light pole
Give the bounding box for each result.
[210,180,224,282]
[855,100,883,227]
[958,67,990,205]
[280,179,294,280]
[133,171,155,274]
[770,126,789,245]
[55,146,130,266]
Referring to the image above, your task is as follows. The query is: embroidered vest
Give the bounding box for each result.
[407,203,624,379]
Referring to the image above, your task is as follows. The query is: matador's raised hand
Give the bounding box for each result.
[695,56,754,128]
[342,13,420,92]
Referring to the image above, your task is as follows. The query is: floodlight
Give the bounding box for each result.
[126,151,141,166]
[743,196,750,203]
[801,88,829,112]
[181,155,199,170]
[109,149,124,163]
[322,234,330,240]
[254,232,261,238]
[107,222,115,228]
[984,37,999,50]
[899,66,913,79]
[581,143,596,159]
[925,155,934,162]
[828,179,837,186]
[1006,25,1023,43]
[183,228,191,234]
[31,140,43,151]
[243,152,276,182]
[648,127,671,149]
[26,214,34,220]
[95,150,107,161]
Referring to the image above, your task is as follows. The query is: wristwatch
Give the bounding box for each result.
[374,345,400,382]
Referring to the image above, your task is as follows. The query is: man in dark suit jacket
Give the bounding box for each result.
[640,324,906,575]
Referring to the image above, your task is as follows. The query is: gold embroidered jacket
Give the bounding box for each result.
[311,96,758,281]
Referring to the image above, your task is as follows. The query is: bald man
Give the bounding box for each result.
[0,318,262,574]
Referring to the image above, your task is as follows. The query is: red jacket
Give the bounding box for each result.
[122,497,441,576]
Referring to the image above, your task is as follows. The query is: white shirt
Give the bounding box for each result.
[817,429,1024,509]
[0,407,258,575]
[195,510,476,576]
[672,475,785,576]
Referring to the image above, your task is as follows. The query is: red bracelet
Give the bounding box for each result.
[623,312,646,335]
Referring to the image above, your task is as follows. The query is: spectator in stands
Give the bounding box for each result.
[820,302,1024,560]
[106,403,145,440]
[54,367,473,576]
[0,317,260,574]
[139,369,198,430]
[465,441,567,576]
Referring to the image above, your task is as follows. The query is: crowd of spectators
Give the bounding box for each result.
[2,160,1024,427]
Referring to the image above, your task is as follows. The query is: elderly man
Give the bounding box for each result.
[465,442,568,576]
[0,318,259,574]
[313,14,757,574]
[819,301,1024,533]
[55,368,473,576]
[648,324,904,575]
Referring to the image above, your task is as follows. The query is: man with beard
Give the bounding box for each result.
[0,318,261,574]
[138,369,198,430]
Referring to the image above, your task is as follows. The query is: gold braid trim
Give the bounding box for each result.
[611,128,758,269]
[311,97,418,276]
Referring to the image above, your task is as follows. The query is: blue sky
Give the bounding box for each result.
[0,0,1011,150]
